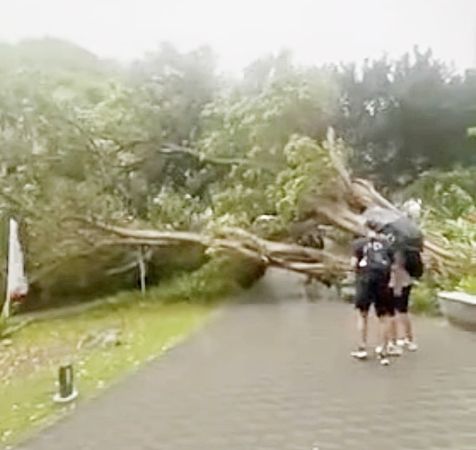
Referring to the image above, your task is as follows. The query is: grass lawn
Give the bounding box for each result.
[0,296,213,448]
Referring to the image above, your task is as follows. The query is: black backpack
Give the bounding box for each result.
[403,249,424,279]
[380,218,424,279]
[361,239,392,273]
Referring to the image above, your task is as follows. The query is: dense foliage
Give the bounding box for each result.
[0,39,474,308]
[400,166,476,312]
[335,48,476,185]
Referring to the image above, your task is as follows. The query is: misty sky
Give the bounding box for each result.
[1,0,475,72]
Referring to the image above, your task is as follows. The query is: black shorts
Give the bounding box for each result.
[355,272,394,317]
[393,285,412,313]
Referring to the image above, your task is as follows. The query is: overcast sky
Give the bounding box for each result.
[1,0,475,72]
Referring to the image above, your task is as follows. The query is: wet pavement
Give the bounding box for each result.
[17,270,476,450]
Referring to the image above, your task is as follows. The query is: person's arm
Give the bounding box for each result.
[351,238,365,270]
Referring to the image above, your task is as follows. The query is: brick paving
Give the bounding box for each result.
[17,269,476,450]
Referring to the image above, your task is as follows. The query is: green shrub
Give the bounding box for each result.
[410,281,439,315]
[457,275,476,295]
[0,316,8,339]
[404,168,476,218]
[149,255,265,304]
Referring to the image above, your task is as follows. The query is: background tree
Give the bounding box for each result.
[335,48,476,186]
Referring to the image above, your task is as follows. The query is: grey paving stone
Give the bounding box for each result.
[15,270,476,450]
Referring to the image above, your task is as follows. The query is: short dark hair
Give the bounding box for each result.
[365,219,383,232]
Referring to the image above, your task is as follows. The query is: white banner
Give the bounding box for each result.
[2,218,28,318]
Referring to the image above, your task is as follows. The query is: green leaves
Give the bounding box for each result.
[404,168,476,219]
[457,276,476,295]
[198,71,339,228]
[335,48,476,185]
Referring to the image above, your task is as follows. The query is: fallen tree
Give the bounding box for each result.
[74,136,472,285]
[74,218,350,280]
[1,51,473,313]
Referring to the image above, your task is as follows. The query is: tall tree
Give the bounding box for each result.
[335,48,476,185]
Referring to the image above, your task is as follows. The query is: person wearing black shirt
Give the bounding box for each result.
[350,228,395,366]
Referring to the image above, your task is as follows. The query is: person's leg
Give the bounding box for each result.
[351,277,370,359]
[386,292,403,356]
[386,321,403,355]
[375,314,390,365]
[351,309,369,359]
[395,286,418,350]
[400,313,413,340]
[386,290,398,344]
[374,276,395,364]
[357,310,369,349]
[377,314,389,350]
[389,314,398,343]
[394,293,405,343]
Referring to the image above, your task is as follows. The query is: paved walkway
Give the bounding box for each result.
[18,270,476,450]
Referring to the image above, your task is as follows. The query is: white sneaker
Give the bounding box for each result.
[396,339,406,347]
[375,346,390,366]
[387,343,403,357]
[398,338,418,351]
[406,341,418,352]
[379,356,390,366]
[351,348,368,360]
